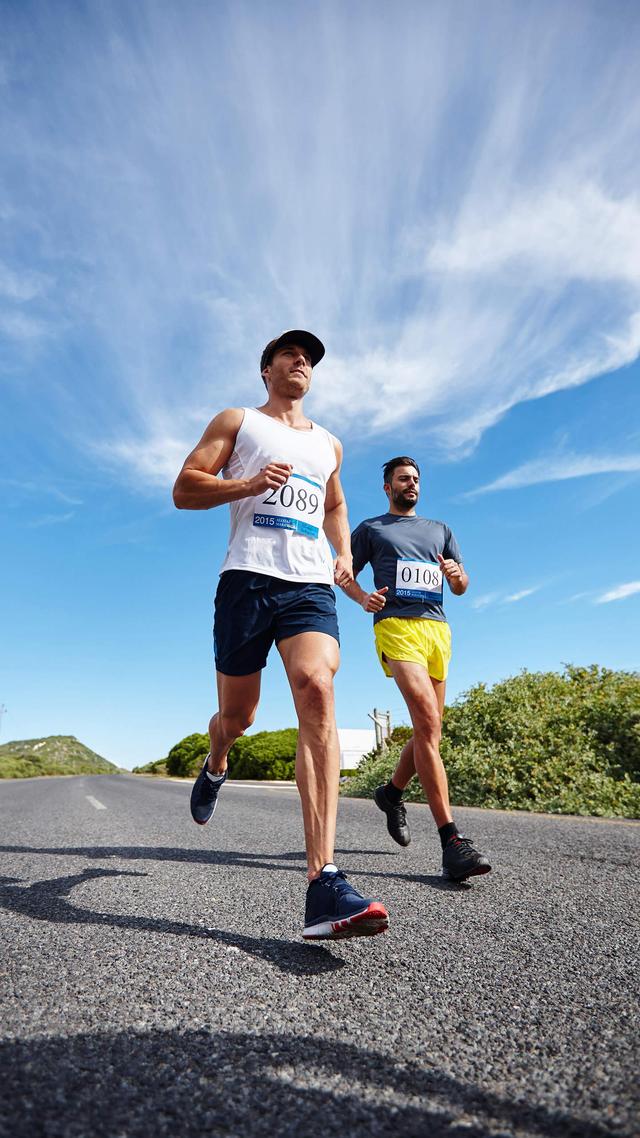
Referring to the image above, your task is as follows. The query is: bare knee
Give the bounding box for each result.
[217,705,256,741]
[409,699,441,740]
[292,670,335,720]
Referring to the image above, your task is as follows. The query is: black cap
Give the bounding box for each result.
[260,329,325,373]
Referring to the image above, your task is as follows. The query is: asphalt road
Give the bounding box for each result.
[0,773,638,1138]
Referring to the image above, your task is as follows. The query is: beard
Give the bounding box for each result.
[391,488,418,512]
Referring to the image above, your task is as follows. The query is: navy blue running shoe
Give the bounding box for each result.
[303,864,389,940]
[190,755,227,825]
[442,834,491,882]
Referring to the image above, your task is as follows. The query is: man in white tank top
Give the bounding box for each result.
[173,330,389,941]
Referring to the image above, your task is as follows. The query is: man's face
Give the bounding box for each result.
[386,465,420,510]
[263,343,313,396]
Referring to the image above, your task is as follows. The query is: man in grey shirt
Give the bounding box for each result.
[342,456,491,883]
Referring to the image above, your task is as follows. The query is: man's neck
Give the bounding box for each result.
[388,506,417,517]
[257,395,311,429]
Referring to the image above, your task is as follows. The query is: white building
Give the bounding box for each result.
[337,728,376,772]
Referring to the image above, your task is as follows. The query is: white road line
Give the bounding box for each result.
[85,795,107,811]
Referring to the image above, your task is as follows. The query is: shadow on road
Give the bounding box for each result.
[0,1027,618,1138]
[0,843,463,892]
[0,843,310,871]
[0,869,343,976]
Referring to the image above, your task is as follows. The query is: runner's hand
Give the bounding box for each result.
[333,553,353,587]
[249,463,293,495]
[362,586,388,613]
[437,554,462,584]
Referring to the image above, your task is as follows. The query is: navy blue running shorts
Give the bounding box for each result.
[214,570,340,676]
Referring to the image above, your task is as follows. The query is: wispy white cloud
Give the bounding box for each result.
[503,587,541,604]
[0,310,50,342]
[97,429,193,491]
[464,452,640,498]
[0,479,83,506]
[0,262,50,302]
[472,585,542,609]
[426,184,640,286]
[2,3,640,485]
[595,581,640,604]
[471,592,500,611]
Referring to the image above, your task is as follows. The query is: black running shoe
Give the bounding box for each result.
[190,755,227,825]
[442,834,491,882]
[374,784,411,847]
[303,864,389,940]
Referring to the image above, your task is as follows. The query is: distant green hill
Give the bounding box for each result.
[0,736,120,779]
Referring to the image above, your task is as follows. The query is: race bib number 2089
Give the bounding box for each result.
[253,472,324,539]
[395,559,443,602]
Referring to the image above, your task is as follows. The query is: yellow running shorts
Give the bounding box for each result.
[374,617,452,681]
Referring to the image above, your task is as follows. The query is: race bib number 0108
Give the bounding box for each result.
[253,472,324,539]
[395,559,443,602]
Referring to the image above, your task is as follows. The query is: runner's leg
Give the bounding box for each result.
[386,660,453,828]
[390,737,415,790]
[388,676,446,790]
[207,671,262,775]
[278,631,340,881]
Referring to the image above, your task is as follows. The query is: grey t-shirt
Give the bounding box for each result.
[351,513,463,624]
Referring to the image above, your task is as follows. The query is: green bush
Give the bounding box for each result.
[389,725,413,747]
[132,759,169,776]
[157,728,298,780]
[342,666,640,818]
[165,733,210,778]
[228,729,297,780]
[0,755,53,778]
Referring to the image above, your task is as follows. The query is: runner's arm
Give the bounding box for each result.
[437,554,469,596]
[339,517,386,610]
[173,409,291,510]
[323,440,353,585]
[341,578,389,613]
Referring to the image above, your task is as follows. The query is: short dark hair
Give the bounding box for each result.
[382,456,420,483]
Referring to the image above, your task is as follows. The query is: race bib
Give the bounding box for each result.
[253,472,324,539]
[395,559,443,602]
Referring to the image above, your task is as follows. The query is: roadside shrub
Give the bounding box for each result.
[389,725,413,747]
[158,728,298,780]
[562,665,640,782]
[165,733,209,778]
[342,666,640,818]
[228,729,297,780]
[0,755,54,778]
[132,759,168,776]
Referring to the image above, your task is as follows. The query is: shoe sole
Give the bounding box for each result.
[441,863,492,883]
[302,902,389,941]
[373,788,411,848]
[191,794,220,826]
[191,796,221,826]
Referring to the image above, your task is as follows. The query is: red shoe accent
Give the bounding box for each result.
[330,902,389,939]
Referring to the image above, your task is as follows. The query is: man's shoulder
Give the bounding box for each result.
[417,515,449,530]
[211,407,245,429]
[313,416,338,435]
[196,407,245,447]
[353,513,390,532]
[312,420,342,454]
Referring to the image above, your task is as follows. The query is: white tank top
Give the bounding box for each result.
[220,408,338,584]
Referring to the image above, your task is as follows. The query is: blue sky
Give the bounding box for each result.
[1,0,639,768]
